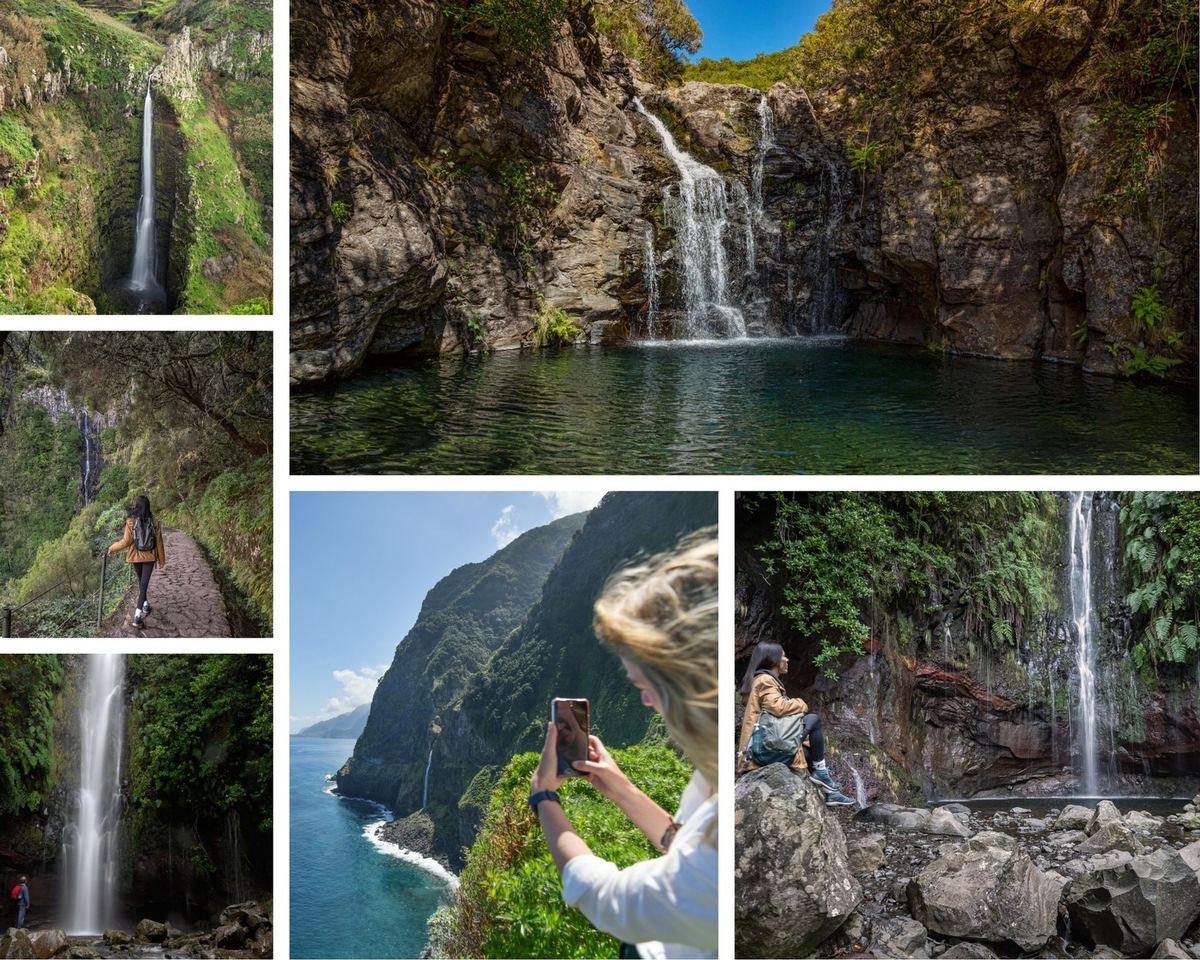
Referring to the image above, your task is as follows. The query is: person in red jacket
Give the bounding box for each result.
[107,494,166,628]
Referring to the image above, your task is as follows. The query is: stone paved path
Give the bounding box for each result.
[100,528,231,638]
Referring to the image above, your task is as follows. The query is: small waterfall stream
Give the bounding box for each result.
[421,748,433,809]
[81,408,91,505]
[65,654,126,934]
[632,98,746,339]
[642,223,659,336]
[1067,492,1098,796]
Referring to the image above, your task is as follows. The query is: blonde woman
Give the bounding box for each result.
[529,530,718,959]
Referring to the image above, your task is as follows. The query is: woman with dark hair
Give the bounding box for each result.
[736,641,854,806]
[107,494,166,628]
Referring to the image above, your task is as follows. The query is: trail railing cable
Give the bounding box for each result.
[2,552,130,638]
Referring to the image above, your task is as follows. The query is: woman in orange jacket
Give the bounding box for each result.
[737,641,854,805]
[107,494,166,628]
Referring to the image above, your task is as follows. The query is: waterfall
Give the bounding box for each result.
[846,759,868,808]
[809,160,845,333]
[421,748,433,809]
[81,408,91,506]
[632,98,746,339]
[1068,492,1098,796]
[751,95,774,213]
[64,654,126,934]
[129,78,161,298]
[643,223,659,337]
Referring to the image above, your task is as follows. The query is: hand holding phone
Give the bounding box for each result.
[551,698,590,777]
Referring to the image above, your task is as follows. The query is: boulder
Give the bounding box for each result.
[1076,821,1146,857]
[856,804,933,833]
[100,931,131,946]
[1180,840,1200,880]
[213,922,247,948]
[134,919,168,943]
[928,807,971,838]
[847,833,887,875]
[735,763,863,957]
[1151,940,1190,959]
[907,833,1065,951]
[26,930,67,959]
[0,929,34,960]
[1126,810,1166,832]
[1009,5,1092,75]
[872,916,928,959]
[1086,800,1123,836]
[940,944,999,959]
[1054,804,1094,831]
[1066,846,1200,955]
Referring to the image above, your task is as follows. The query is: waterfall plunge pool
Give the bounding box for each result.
[290,339,1198,475]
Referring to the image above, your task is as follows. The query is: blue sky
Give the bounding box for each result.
[685,0,832,61]
[289,491,606,733]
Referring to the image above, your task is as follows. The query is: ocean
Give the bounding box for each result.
[290,738,457,958]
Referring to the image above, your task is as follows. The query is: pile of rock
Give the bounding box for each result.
[735,767,1200,958]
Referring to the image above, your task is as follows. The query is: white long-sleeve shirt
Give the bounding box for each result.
[561,772,718,959]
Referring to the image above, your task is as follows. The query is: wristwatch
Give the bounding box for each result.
[528,789,561,812]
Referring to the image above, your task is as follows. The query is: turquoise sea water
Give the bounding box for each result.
[291,340,1198,475]
[289,738,455,959]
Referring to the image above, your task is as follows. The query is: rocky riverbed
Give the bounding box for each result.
[0,902,271,960]
[736,764,1200,959]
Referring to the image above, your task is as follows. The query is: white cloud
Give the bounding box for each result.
[539,491,606,519]
[491,504,522,548]
[321,664,388,718]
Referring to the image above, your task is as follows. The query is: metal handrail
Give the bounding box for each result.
[2,548,129,638]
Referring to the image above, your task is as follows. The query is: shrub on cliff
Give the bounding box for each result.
[0,655,63,816]
[434,744,690,959]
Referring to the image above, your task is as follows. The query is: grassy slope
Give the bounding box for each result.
[0,0,160,313]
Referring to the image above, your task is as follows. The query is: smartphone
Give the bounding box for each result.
[551,698,590,777]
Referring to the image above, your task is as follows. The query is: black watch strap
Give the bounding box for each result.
[528,789,561,812]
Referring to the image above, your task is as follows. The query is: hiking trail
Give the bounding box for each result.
[100,528,231,638]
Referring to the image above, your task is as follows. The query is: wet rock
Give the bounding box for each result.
[1077,821,1146,857]
[857,804,933,833]
[0,929,34,960]
[940,944,999,959]
[1066,846,1200,955]
[100,931,131,947]
[65,949,98,960]
[928,808,971,838]
[872,916,928,958]
[736,763,863,957]
[1054,804,1094,831]
[848,833,887,874]
[1086,801,1123,835]
[1151,939,1190,959]
[26,930,67,959]
[907,833,1064,951]
[214,922,246,948]
[135,919,168,943]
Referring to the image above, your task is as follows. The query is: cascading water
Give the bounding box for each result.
[1067,492,1098,796]
[128,78,164,305]
[64,653,126,934]
[421,748,433,808]
[642,223,660,337]
[81,408,91,505]
[632,98,746,339]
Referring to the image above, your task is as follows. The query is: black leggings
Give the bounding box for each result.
[800,713,825,765]
[133,562,154,610]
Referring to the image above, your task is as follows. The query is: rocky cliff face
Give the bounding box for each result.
[335,514,588,813]
[290,0,1196,385]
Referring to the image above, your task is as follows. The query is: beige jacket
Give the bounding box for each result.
[108,516,166,566]
[737,671,808,773]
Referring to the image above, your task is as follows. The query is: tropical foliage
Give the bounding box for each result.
[0,655,63,816]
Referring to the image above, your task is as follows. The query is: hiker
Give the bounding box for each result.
[736,641,855,806]
[107,494,166,628]
[529,530,718,959]
[12,875,29,929]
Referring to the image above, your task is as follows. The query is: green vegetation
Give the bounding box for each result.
[434,744,691,959]
[0,655,64,816]
[1120,493,1200,669]
[532,296,583,347]
[443,0,572,55]
[684,49,794,90]
[498,159,558,272]
[753,492,1059,676]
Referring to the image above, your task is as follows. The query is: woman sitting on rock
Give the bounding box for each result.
[737,641,854,806]
[529,530,718,959]
[107,494,166,628]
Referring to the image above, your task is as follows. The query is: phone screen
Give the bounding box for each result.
[552,698,590,777]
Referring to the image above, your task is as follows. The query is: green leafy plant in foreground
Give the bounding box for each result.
[532,296,582,348]
[435,744,691,959]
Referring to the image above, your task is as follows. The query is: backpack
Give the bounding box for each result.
[134,515,156,552]
[748,711,809,766]
[10,885,18,901]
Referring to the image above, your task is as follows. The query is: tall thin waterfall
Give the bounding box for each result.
[129,78,160,295]
[81,408,91,506]
[642,223,659,337]
[421,748,433,808]
[65,654,126,934]
[1067,492,1098,796]
[752,95,774,215]
[632,98,746,339]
